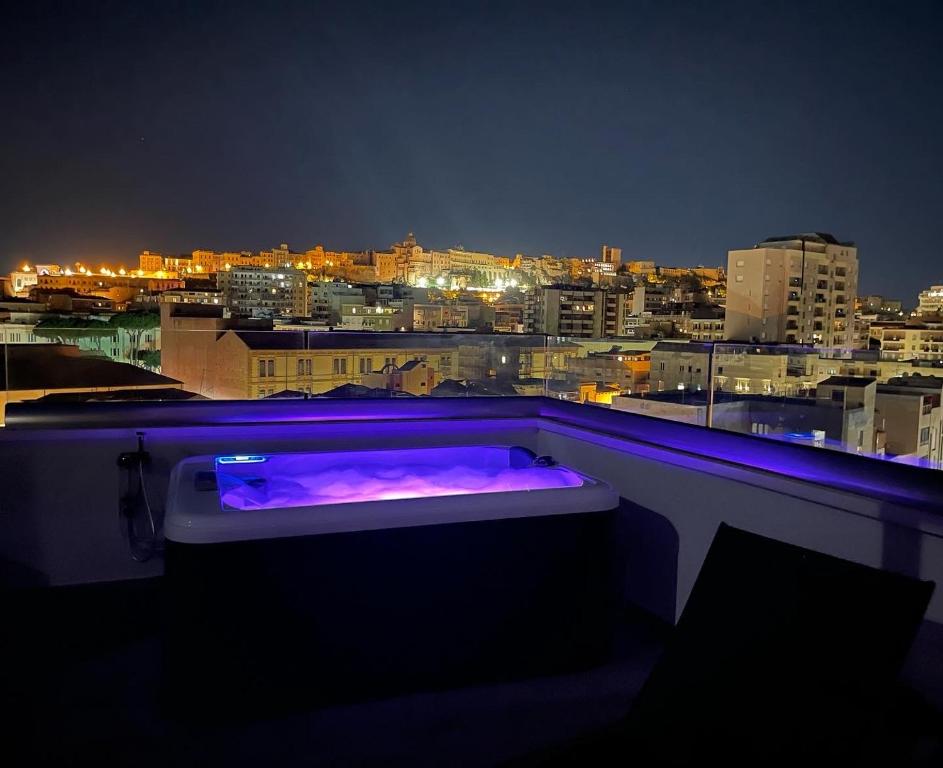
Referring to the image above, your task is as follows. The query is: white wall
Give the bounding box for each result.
[538,424,943,624]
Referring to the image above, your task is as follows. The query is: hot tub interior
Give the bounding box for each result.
[215,445,584,511]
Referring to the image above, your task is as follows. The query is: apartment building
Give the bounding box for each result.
[678,308,725,341]
[869,322,943,361]
[362,360,437,396]
[916,285,943,318]
[217,267,307,317]
[815,376,877,454]
[36,272,184,302]
[525,286,636,338]
[308,282,365,324]
[650,341,827,396]
[340,304,411,331]
[159,290,223,306]
[565,350,650,394]
[413,304,470,330]
[206,333,457,399]
[725,232,858,348]
[649,342,713,392]
[876,374,943,468]
[713,346,823,396]
[161,304,562,398]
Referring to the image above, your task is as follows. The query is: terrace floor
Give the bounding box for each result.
[4,569,943,765]
[1,577,672,767]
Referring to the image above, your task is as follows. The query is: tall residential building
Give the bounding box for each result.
[725,232,858,348]
[217,266,307,317]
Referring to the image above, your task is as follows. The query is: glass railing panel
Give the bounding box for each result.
[0,326,561,423]
[2,324,941,473]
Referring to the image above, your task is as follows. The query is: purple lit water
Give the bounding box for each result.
[216,446,584,511]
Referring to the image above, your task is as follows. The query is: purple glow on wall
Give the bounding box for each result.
[216,446,583,511]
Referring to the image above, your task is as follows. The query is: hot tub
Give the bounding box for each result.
[163,445,620,718]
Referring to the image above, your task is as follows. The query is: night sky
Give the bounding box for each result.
[2,1,942,301]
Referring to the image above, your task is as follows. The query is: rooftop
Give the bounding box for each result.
[652,341,714,354]
[0,344,181,391]
[818,376,877,387]
[759,232,856,247]
[1,396,940,764]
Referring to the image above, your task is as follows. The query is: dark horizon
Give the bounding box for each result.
[3,0,942,302]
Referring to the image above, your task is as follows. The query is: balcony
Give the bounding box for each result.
[1,396,942,764]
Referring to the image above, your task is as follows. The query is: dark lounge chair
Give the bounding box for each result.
[513,523,937,766]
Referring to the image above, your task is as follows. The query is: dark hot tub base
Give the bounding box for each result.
[164,508,619,721]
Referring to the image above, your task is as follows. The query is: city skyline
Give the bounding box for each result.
[3,1,943,302]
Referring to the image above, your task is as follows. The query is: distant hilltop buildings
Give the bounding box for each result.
[6,233,724,298]
[3,229,939,360]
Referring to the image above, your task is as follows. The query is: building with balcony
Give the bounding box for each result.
[725,233,858,347]
[158,289,223,306]
[565,349,651,395]
[217,267,307,318]
[916,285,943,318]
[525,286,638,338]
[870,321,943,361]
[339,303,411,332]
[678,307,725,341]
[412,303,470,330]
